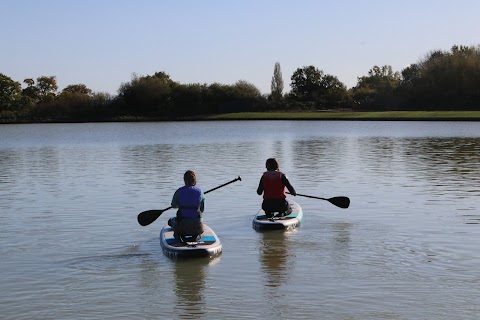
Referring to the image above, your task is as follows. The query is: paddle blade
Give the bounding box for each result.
[137,210,164,226]
[328,197,350,209]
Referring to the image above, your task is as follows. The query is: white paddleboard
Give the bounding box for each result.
[252,199,303,231]
[160,223,222,259]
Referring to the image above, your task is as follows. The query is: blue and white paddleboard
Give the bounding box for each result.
[160,224,222,259]
[252,199,303,231]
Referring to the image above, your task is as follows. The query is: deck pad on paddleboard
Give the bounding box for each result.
[166,235,217,247]
[252,199,303,231]
[160,224,222,258]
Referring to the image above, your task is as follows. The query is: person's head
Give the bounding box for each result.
[183,170,197,186]
[265,158,279,171]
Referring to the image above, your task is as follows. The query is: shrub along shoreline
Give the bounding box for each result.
[200,111,480,121]
[2,111,480,124]
[3,45,480,123]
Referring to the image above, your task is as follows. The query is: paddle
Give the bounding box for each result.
[287,192,350,209]
[137,176,242,226]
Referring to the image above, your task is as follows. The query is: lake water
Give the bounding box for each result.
[1,120,479,320]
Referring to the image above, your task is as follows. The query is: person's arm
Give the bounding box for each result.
[257,176,264,195]
[171,189,180,208]
[282,174,296,196]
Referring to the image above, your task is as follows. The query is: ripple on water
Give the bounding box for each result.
[65,245,152,272]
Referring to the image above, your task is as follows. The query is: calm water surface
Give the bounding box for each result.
[1,121,479,319]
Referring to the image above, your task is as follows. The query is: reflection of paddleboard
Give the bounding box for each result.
[160,224,222,259]
[252,199,303,231]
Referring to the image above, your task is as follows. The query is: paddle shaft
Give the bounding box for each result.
[204,176,241,195]
[286,192,350,209]
[287,192,327,200]
[137,176,241,226]
[156,176,241,213]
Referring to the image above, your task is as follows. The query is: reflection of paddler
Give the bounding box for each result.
[173,259,209,315]
[259,232,290,288]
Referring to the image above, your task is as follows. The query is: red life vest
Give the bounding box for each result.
[262,171,286,199]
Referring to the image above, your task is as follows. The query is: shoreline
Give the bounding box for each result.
[1,111,480,124]
[201,111,480,121]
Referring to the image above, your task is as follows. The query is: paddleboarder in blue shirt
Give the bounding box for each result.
[168,170,205,241]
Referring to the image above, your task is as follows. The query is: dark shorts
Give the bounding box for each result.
[262,198,289,217]
[168,217,204,240]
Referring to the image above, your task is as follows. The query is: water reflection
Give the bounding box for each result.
[258,231,292,289]
[136,254,213,319]
[1,121,480,320]
[173,258,211,319]
[333,137,480,221]
[460,214,480,225]
[0,147,61,183]
[330,222,352,265]
[119,143,258,193]
[291,138,355,189]
[353,137,480,186]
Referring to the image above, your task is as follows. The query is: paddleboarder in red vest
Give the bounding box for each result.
[168,170,205,242]
[257,158,297,219]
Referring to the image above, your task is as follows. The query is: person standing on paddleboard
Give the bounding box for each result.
[168,170,205,242]
[257,158,297,219]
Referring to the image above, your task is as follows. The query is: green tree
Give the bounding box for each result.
[270,62,284,101]
[22,78,39,101]
[199,80,265,114]
[232,80,264,111]
[289,66,349,109]
[351,65,400,109]
[233,80,262,99]
[61,84,92,95]
[170,83,207,115]
[55,84,94,118]
[397,45,480,109]
[290,65,323,100]
[319,74,350,107]
[0,73,21,111]
[117,72,175,115]
[36,76,58,103]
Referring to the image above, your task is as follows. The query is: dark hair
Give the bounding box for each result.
[183,170,197,186]
[265,158,279,171]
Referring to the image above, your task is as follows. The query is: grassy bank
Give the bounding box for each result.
[202,111,480,121]
[2,111,480,124]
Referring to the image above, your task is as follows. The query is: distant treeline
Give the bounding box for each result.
[1,44,480,122]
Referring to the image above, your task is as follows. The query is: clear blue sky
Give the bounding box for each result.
[1,0,479,95]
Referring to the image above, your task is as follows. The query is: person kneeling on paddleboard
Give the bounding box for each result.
[257,158,297,219]
[168,170,205,242]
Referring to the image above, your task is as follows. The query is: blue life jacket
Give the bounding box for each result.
[177,186,203,219]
